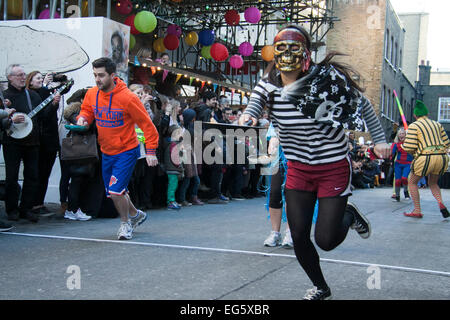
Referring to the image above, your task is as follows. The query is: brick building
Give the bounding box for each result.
[326,0,416,141]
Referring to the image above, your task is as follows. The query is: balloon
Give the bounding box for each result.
[210,43,229,61]
[244,7,261,24]
[261,45,274,61]
[229,55,244,69]
[134,11,157,33]
[164,34,180,50]
[7,0,22,17]
[129,34,136,50]
[115,0,132,15]
[239,42,253,56]
[224,10,240,26]
[199,30,215,46]
[167,24,182,38]
[124,15,140,35]
[153,37,166,53]
[185,31,198,46]
[201,46,212,59]
[38,8,61,19]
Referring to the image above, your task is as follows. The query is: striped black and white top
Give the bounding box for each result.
[244,72,387,165]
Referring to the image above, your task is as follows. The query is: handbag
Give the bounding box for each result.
[61,131,98,161]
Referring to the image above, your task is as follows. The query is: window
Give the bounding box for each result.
[387,89,391,118]
[381,85,386,114]
[438,97,450,122]
[390,36,395,63]
[394,42,398,68]
[385,29,390,60]
[399,49,403,69]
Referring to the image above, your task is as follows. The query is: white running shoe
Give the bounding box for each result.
[64,210,78,220]
[117,221,133,240]
[281,229,293,248]
[130,210,147,230]
[75,209,92,221]
[264,231,281,247]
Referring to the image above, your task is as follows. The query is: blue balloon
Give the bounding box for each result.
[199,30,215,46]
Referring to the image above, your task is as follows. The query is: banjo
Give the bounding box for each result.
[2,79,74,139]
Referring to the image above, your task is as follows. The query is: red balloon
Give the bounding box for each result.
[124,15,141,35]
[164,34,180,50]
[225,10,240,26]
[210,43,229,61]
[116,0,132,15]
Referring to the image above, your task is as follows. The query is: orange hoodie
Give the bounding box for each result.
[78,77,158,156]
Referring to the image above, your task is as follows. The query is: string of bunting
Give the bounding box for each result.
[131,56,252,98]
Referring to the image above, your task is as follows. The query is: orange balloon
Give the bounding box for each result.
[153,38,166,53]
[261,45,274,62]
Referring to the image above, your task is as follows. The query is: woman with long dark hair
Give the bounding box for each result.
[239,25,391,300]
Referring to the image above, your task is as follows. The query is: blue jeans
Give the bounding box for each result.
[178,176,200,202]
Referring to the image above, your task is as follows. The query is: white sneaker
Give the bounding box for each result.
[130,210,147,230]
[281,229,293,248]
[64,210,78,220]
[264,231,281,247]
[76,209,92,221]
[117,221,133,240]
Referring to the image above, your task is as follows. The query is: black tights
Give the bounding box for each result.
[285,189,354,290]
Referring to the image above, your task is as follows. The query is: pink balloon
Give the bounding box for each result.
[244,7,261,24]
[239,42,253,57]
[167,24,182,38]
[38,9,60,19]
[229,55,244,69]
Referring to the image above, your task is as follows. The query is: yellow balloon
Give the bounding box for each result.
[261,45,274,62]
[185,31,198,46]
[153,37,166,53]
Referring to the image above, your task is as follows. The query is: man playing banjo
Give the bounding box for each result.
[1,64,57,223]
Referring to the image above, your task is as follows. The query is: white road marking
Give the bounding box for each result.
[2,231,450,277]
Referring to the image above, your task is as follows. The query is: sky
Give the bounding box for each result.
[390,0,450,71]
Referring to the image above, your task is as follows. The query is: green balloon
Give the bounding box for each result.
[129,34,136,50]
[201,46,212,59]
[134,11,157,33]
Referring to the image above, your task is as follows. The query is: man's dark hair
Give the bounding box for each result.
[202,90,217,103]
[92,57,116,75]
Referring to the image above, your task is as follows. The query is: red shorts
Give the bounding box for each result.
[286,157,352,198]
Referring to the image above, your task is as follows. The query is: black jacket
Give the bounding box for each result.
[31,87,60,152]
[1,83,42,146]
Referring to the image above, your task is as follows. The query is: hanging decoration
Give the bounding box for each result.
[129,34,136,50]
[261,45,274,61]
[175,74,183,84]
[164,34,180,50]
[116,0,133,15]
[201,46,212,59]
[229,55,244,69]
[167,24,182,38]
[38,9,61,19]
[134,11,157,33]
[124,15,141,35]
[210,43,229,61]
[244,7,261,24]
[7,0,23,16]
[184,31,198,46]
[224,10,240,26]
[153,37,166,53]
[199,30,215,46]
[239,42,254,57]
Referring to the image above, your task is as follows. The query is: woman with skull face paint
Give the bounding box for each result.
[239,26,391,300]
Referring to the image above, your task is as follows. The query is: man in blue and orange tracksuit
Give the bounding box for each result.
[77,57,159,240]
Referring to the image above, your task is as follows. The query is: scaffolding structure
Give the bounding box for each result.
[1,0,338,91]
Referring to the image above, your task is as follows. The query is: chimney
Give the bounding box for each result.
[418,60,431,86]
